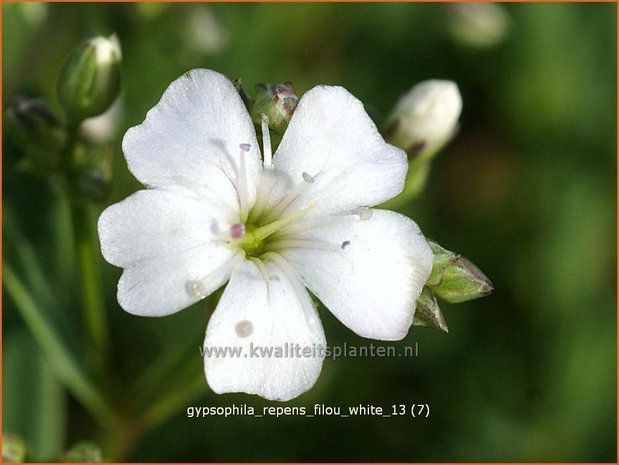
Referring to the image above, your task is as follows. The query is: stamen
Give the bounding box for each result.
[341,240,351,249]
[261,114,273,168]
[250,202,316,242]
[265,238,342,253]
[237,143,250,222]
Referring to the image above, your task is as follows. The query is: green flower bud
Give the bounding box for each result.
[384,80,462,158]
[426,239,493,303]
[250,82,298,134]
[5,96,67,176]
[67,142,113,203]
[57,34,121,125]
[63,441,103,463]
[2,433,26,463]
[413,286,449,333]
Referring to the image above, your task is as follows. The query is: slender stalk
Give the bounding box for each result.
[71,201,109,362]
[3,263,116,425]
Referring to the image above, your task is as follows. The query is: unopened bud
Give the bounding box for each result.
[67,142,113,203]
[426,239,493,303]
[384,80,462,158]
[57,34,122,124]
[2,433,26,463]
[64,441,103,463]
[446,3,509,49]
[250,82,298,134]
[414,287,449,333]
[5,96,67,176]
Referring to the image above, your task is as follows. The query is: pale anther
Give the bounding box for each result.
[235,320,254,338]
[354,206,373,220]
[302,172,314,183]
[239,143,251,152]
[186,280,207,299]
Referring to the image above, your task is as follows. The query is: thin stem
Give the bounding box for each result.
[71,201,109,363]
[3,263,116,425]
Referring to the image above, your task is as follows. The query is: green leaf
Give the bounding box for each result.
[3,331,66,461]
[3,263,115,425]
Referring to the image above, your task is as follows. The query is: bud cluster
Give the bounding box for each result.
[5,34,122,203]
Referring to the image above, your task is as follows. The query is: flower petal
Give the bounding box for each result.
[98,190,239,316]
[280,210,433,340]
[271,86,407,218]
[122,69,262,213]
[204,258,325,401]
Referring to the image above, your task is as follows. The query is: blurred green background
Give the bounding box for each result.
[3,2,616,462]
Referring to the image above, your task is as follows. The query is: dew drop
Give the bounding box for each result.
[239,143,251,152]
[302,172,314,183]
[355,206,373,220]
[186,280,207,299]
[235,320,254,338]
[341,240,351,250]
[230,223,245,239]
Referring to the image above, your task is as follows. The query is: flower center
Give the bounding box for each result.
[228,202,315,258]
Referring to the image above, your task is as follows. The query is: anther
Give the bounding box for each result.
[341,240,351,250]
[230,223,245,239]
[186,280,207,299]
[239,143,251,152]
[354,206,373,220]
[302,172,314,183]
[235,320,254,338]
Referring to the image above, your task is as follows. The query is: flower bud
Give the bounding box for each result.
[67,142,113,203]
[414,286,449,333]
[384,80,462,158]
[446,3,509,49]
[5,96,67,175]
[57,34,121,125]
[2,433,26,463]
[426,239,493,303]
[250,82,298,134]
[63,441,103,463]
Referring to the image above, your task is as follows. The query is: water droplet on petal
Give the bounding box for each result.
[354,206,373,220]
[302,172,314,183]
[186,280,207,299]
[239,143,251,152]
[235,320,254,338]
[341,240,351,250]
[230,223,245,239]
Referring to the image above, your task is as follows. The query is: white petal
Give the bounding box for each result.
[122,69,262,213]
[98,190,239,316]
[270,86,407,218]
[204,258,326,401]
[280,210,433,340]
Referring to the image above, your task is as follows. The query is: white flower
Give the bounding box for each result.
[98,69,433,401]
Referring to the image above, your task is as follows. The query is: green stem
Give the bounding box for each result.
[3,263,116,425]
[71,201,109,364]
[140,370,205,431]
